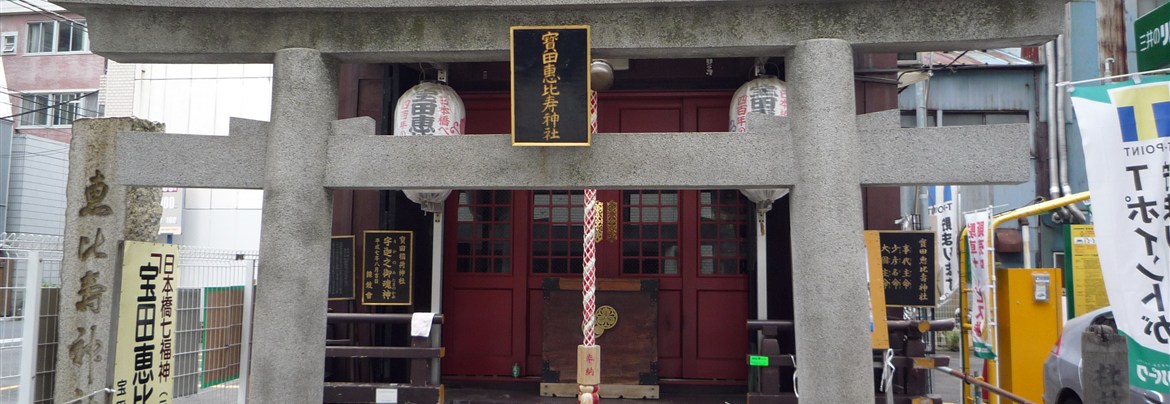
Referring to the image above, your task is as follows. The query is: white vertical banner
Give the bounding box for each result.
[929,186,960,303]
[1070,78,1170,394]
[965,209,996,359]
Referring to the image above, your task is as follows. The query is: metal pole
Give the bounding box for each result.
[985,204,1000,404]
[237,258,257,404]
[935,367,1035,404]
[1046,41,1062,213]
[1020,218,1032,268]
[959,226,971,403]
[1056,34,1087,223]
[430,212,444,384]
[756,207,767,320]
[17,250,43,404]
[431,213,444,315]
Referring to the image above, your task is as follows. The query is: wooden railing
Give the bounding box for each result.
[746,319,957,404]
[746,320,797,404]
[323,313,445,404]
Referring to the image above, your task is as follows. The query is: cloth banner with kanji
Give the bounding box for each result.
[1070,77,1170,394]
[965,209,995,360]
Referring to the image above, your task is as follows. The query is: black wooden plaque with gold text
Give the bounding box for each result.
[362,231,413,306]
[511,25,591,146]
[878,231,937,307]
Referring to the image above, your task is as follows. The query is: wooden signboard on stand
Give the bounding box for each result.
[863,231,892,350]
[869,231,937,307]
[540,278,659,399]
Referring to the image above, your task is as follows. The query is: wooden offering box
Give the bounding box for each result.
[540,278,659,399]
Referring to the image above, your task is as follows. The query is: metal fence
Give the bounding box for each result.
[171,246,257,404]
[0,234,257,404]
[936,295,963,350]
[0,233,64,404]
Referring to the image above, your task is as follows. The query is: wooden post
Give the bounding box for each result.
[410,336,431,387]
[1096,0,1128,77]
[760,326,781,396]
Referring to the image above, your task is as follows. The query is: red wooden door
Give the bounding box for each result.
[597,93,750,380]
[443,91,750,381]
[441,93,525,376]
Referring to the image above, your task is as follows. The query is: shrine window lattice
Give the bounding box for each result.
[455,190,512,273]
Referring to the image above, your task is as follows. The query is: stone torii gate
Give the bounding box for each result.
[54,1,1062,403]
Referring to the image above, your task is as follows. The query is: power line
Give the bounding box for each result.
[0,128,73,160]
[14,127,79,145]
[0,104,84,142]
[0,100,99,134]
[0,114,80,144]
[12,123,77,140]
[6,147,69,160]
[7,0,87,31]
[1,86,102,114]
[0,88,103,116]
[0,90,99,121]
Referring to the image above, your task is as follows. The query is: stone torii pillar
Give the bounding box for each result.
[248,48,337,402]
[786,38,871,402]
[103,49,1029,404]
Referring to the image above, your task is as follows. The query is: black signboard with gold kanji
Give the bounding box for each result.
[875,231,937,307]
[511,25,591,146]
[362,230,413,306]
[329,236,355,300]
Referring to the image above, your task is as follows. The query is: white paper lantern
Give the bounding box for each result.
[729,75,787,133]
[394,81,466,137]
[731,76,790,224]
[394,81,466,212]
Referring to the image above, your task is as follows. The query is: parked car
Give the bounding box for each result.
[1043,307,1165,404]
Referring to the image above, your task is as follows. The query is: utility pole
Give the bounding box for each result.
[1097,0,1129,77]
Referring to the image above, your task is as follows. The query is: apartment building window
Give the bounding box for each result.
[1,32,16,55]
[26,21,87,54]
[18,92,98,127]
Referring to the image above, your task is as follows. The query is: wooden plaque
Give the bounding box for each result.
[870,231,937,307]
[329,235,355,300]
[510,25,592,146]
[361,230,413,306]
